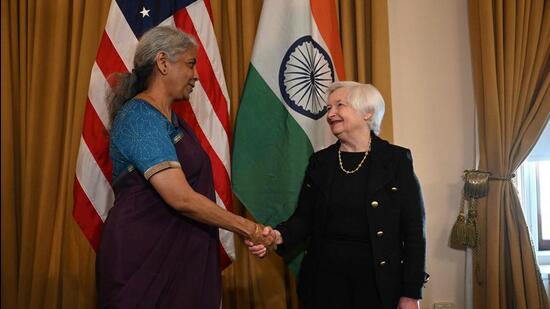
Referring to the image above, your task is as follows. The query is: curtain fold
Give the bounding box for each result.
[1,2,20,309]
[468,0,550,308]
[1,0,392,307]
[1,1,111,308]
[338,0,393,139]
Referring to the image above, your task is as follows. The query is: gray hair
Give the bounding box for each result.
[327,81,385,135]
[107,26,198,126]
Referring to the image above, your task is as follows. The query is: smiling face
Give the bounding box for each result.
[165,47,199,100]
[326,87,371,138]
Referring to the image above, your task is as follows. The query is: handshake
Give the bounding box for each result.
[244,225,283,258]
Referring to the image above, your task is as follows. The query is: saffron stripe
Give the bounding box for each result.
[310,0,346,79]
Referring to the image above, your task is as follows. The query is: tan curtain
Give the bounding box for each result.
[468,0,550,308]
[339,0,393,138]
[1,0,111,308]
[1,0,392,308]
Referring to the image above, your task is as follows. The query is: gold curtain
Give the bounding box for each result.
[1,0,111,308]
[468,0,550,308]
[338,0,393,138]
[1,0,392,308]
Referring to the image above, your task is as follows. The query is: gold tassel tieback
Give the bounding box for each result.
[449,170,489,250]
[450,194,467,249]
[449,210,467,249]
[450,196,479,249]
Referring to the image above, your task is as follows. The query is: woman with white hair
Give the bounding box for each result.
[249,82,428,309]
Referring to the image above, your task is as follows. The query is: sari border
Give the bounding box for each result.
[144,161,182,180]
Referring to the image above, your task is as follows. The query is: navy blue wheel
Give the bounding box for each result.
[279,36,335,120]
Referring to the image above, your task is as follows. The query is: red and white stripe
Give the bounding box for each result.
[73,0,235,267]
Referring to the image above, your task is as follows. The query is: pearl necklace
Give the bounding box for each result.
[338,139,371,174]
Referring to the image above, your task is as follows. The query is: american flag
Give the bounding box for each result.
[73,0,235,269]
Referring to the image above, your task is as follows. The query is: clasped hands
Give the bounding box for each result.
[244,224,282,258]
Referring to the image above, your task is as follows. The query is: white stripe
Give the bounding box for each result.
[214,192,227,210]
[215,193,235,260]
[219,228,236,260]
[159,16,175,27]
[250,1,311,95]
[250,0,337,151]
[88,63,111,128]
[105,1,138,70]
[186,1,231,105]
[75,138,114,221]
[188,83,231,176]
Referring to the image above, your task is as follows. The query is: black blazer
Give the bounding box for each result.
[276,134,428,309]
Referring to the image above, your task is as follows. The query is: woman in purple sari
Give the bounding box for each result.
[96,26,273,309]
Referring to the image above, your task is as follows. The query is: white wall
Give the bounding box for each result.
[388,1,475,309]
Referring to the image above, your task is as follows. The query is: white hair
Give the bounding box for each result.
[327,81,385,135]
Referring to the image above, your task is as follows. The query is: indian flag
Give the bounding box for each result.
[232,0,345,271]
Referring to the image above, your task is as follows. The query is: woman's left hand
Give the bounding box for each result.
[245,241,268,258]
[397,297,419,309]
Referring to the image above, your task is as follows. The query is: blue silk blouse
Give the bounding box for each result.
[109,98,181,182]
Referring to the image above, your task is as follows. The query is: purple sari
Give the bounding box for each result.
[97,117,221,309]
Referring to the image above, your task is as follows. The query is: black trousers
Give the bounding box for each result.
[303,240,384,309]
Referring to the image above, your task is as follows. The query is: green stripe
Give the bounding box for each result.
[232,65,313,229]
[233,66,313,273]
